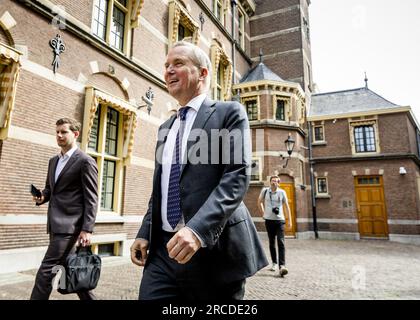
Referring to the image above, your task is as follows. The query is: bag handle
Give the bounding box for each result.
[76,245,93,255]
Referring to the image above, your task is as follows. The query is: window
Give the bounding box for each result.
[88,104,122,211]
[357,177,380,185]
[168,0,200,47]
[354,125,376,153]
[0,44,21,140]
[273,96,289,122]
[92,0,129,52]
[349,120,380,155]
[251,158,261,181]
[178,23,193,41]
[276,100,285,121]
[244,99,258,121]
[82,87,138,215]
[92,241,120,257]
[92,0,108,40]
[238,7,245,49]
[316,177,328,195]
[210,40,232,101]
[313,125,324,142]
[213,0,226,25]
[91,0,143,53]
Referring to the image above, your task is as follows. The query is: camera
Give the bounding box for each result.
[272,207,280,215]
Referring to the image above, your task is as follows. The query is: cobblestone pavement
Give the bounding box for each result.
[1,236,420,300]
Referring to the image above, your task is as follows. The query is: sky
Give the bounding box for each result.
[309,0,420,120]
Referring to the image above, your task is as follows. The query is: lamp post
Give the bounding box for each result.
[281,133,295,168]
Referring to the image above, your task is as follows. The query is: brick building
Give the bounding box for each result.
[308,86,420,243]
[0,0,418,274]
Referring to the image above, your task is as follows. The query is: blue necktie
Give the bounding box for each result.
[167,107,189,229]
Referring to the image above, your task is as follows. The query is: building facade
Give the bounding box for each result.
[309,87,420,243]
[0,0,419,274]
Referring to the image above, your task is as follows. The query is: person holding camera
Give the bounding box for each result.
[257,175,292,277]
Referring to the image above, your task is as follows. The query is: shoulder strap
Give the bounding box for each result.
[263,187,268,199]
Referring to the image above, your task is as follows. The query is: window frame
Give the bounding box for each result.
[237,5,245,49]
[168,0,200,47]
[354,125,376,153]
[210,40,233,101]
[349,119,380,155]
[313,124,325,142]
[82,87,139,216]
[213,0,227,26]
[272,96,290,122]
[241,96,259,121]
[316,177,328,195]
[0,43,22,140]
[91,0,132,53]
[87,103,124,213]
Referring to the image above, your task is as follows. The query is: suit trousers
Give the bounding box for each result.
[30,233,96,300]
[265,219,286,266]
[139,230,245,301]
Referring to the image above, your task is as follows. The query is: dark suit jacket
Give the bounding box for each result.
[137,98,268,284]
[40,148,98,234]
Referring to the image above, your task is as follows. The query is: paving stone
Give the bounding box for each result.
[1,238,419,300]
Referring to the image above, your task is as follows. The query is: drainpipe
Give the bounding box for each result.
[231,0,237,85]
[307,121,319,239]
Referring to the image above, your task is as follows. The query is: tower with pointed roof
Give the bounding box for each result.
[233,57,308,236]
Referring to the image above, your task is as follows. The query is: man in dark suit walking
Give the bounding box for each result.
[30,118,98,300]
[130,41,268,300]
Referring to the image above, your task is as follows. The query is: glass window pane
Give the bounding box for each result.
[110,5,125,50]
[101,160,115,211]
[314,126,324,141]
[276,100,285,121]
[93,0,108,40]
[318,178,327,193]
[105,108,119,156]
[245,100,258,121]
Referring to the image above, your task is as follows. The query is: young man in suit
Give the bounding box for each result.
[30,118,98,300]
[130,41,268,300]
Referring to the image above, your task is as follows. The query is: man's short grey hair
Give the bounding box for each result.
[172,41,212,90]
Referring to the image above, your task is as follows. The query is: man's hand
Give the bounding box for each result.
[167,227,201,264]
[130,238,149,267]
[32,195,45,205]
[77,231,92,247]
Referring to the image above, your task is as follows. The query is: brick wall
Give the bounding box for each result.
[250,7,301,37]
[254,0,300,15]
[313,159,420,235]
[379,113,411,154]
[407,117,419,155]
[50,0,94,27]
[312,118,351,158]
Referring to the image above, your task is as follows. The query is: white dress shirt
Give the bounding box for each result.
[161,93,207,236]
[55,145,78,182]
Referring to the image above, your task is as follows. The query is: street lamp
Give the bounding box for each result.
[281,133,295,168]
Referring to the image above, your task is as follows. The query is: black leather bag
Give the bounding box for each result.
[57,246,101,294]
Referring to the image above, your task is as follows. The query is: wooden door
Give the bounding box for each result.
[355,176,388,238]
[279,183,296,237]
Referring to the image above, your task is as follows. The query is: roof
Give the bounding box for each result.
[309,87,400,117]
[239,62,284,83]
